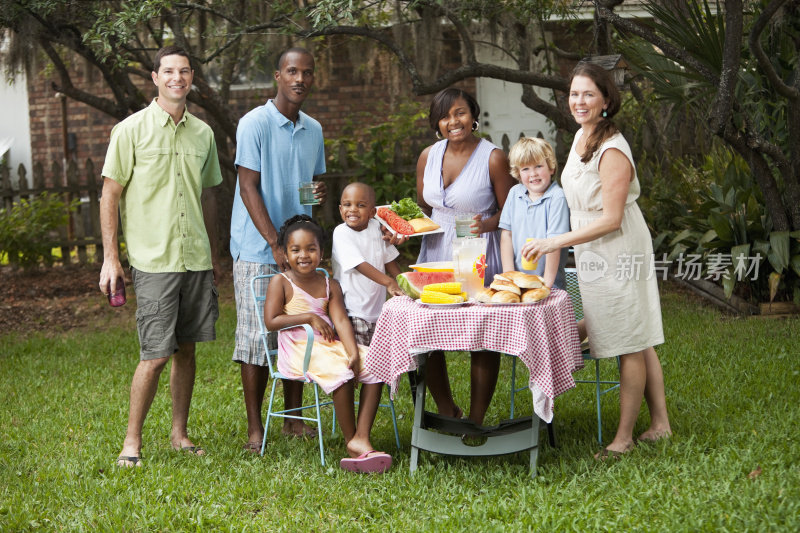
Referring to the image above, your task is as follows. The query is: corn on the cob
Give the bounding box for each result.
[422,282,462,294]
[420,290,465,304]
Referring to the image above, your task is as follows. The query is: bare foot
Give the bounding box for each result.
[243,441,261,454]
[637,427,673,442]
[439,405,463,418]
[281,421,317,438]
[593,440,635,460]
[345,437,380,459]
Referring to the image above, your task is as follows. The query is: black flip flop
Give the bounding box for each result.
[116,455,142,467]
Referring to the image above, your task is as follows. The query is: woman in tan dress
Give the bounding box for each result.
[524,63,672,459]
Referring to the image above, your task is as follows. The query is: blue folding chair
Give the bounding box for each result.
[508,268,620,444]
[250,270,400,466]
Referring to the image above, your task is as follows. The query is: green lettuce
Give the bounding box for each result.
[390,197,424,220]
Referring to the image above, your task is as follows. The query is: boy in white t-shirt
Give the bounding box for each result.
[332,182,404,345]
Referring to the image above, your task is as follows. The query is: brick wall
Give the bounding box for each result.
[25,39,474,175]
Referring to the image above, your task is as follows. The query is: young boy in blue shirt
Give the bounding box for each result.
[498,137,570,289]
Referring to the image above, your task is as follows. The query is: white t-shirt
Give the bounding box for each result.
[332,219,400,323]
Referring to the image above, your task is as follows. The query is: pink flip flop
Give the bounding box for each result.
[339,451,392,473]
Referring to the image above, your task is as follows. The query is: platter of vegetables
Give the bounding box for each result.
[375,198,443,236]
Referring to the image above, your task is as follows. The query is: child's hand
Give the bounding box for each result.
[348,351,361,372]
[380,224,410,246]
[386,280,404,297]
[309,315,335,342]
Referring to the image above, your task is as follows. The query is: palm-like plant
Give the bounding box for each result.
[603,0,800,303]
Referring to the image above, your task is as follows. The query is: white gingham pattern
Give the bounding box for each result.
[365,289,583,422]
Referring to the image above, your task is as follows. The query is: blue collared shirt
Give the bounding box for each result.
[498,181,570,289]
[230,100,326,264]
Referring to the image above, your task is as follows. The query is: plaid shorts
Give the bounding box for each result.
[232,260,279,366]
[349,316,376,347]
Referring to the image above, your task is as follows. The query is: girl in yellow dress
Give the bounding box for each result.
[263,215,391,473]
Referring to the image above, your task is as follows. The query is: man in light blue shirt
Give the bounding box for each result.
[230,47,327,451]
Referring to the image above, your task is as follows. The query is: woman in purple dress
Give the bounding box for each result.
[415,88,515,425]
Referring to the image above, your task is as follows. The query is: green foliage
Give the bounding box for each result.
[0,192,79,268]
[1,287,800,530]
[643,148,800,303]
[72,1,169,69]
[325,101,427,206]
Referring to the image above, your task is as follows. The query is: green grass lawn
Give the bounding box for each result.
[1,284,798,531]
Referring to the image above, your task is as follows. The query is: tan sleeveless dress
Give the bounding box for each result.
[560,130,664,358]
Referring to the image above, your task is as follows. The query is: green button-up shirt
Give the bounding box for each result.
[102,99,223,272]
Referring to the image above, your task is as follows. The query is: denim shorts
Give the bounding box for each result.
[131,268,219,360]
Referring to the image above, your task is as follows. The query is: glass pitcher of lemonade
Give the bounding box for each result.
[452,237,487,299]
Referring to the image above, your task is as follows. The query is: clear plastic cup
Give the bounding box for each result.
[298,182,320,205]
[455,213,475,238]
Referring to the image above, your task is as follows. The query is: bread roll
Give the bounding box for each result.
[475,287,496,303]
[489,279,521,295]
[491,290,520,303]
[409,217,440,233]
[522,286,551,303]
[493,273,512,283]
[505,271,543,289]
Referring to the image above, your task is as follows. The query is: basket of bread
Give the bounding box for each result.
[475,271,551,304]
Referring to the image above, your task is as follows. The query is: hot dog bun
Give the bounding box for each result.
[491,290,521,303]
[504,271,544,289]
[522,286,551,303]
[489,279,521,295]
[475,287,496,303]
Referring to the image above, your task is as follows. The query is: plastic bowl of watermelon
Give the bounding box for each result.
[408,261,454,273]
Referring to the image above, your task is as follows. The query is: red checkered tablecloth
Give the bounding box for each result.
[365,289,583,422]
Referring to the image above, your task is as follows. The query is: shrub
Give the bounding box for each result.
[0,193,79,268]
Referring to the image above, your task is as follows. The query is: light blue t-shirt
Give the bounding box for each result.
[230,100,326,264]
[498,182,571,289]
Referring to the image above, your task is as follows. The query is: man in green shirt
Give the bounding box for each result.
[99,45,223,468]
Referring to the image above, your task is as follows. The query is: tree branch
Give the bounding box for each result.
[748,0,800,100]
[521,84,576,134]
[707,0,743,134]
[40,40,127,120]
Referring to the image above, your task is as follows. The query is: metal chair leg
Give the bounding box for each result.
[313,384,326,466]
[261,378,280,456]
[595,359,603,444]
[510,357,518,419]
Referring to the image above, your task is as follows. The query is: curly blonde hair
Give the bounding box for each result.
[508,137,557,180]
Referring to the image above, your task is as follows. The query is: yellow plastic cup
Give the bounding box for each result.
[521,238,538,270]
